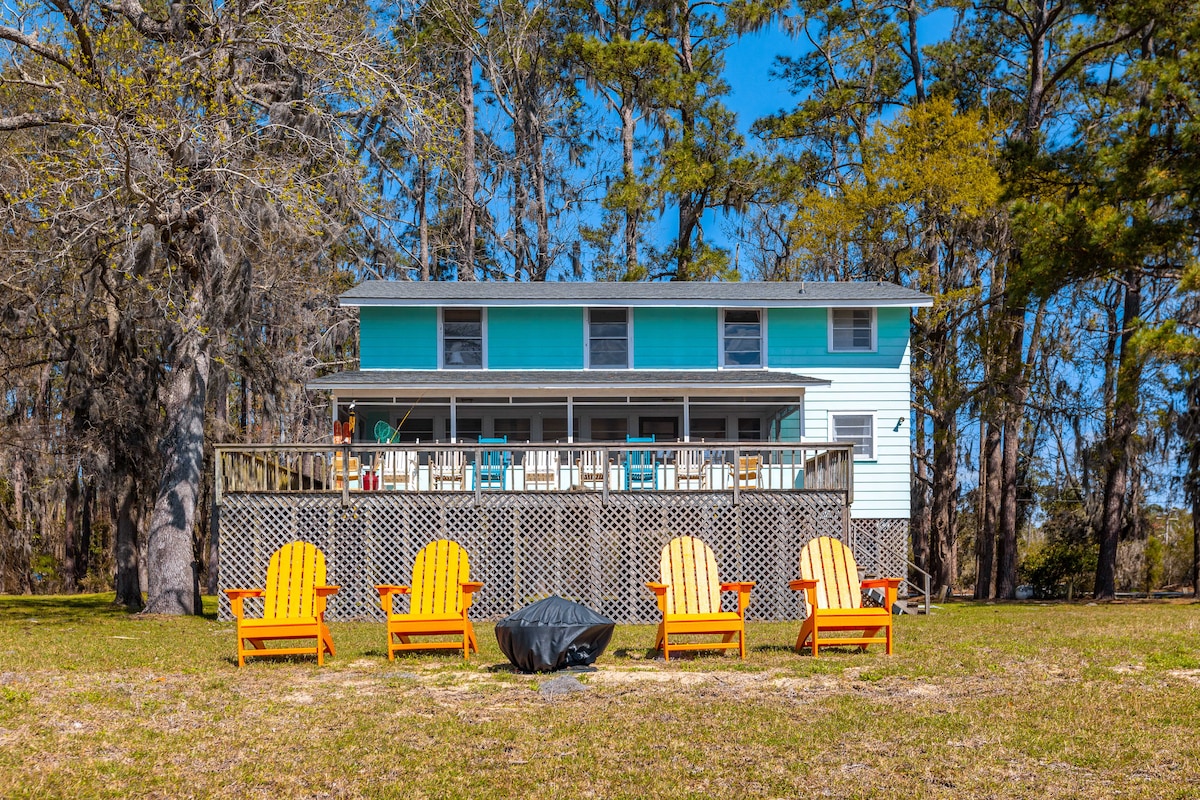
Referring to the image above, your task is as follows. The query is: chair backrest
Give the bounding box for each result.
[525,450,560,489]
[659,535,722,615]
[579,450,606,475]
[263,541,327,620]
[677,449,705,474]
[734,455,761,487]
[409,539,471,616]
[380,450,417,482]
[433,450,465,473]
[798,536,862,611]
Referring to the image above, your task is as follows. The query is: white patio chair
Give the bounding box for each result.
[523,450,561,491]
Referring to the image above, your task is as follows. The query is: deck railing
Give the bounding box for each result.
[214,442,855,505]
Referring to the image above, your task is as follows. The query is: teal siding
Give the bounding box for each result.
[767,307,909,369]
[633,308,718,368]
[488,307,584,368]
[360,307,437,369]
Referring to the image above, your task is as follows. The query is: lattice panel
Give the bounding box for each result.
[218,491,852,623]
[850,518,912,596]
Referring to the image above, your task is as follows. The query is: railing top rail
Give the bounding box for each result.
[215,441,856,454]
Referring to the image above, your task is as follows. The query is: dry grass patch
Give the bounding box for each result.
[1,595,1198,798]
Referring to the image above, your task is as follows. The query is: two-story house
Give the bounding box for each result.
[309,281,929,528]
[215,280,931,623]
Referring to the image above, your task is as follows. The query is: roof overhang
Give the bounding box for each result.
[338,280,934,309]
[307,369,828,399]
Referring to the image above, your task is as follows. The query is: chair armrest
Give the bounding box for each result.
[224,588,263,620]
[721,582,755,615]
[459,581,484,613]
[645,582,669,614]
[860,577,902,609]
[788,579,818,592]
[860,578,902,590]
[315,585,340,597]
[375,584,411,615]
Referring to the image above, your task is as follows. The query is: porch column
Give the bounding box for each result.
[450,396,457,443]
[683,395,690,442]
[566,396,574,443]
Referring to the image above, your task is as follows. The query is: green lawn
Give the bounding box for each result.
[1,595,1198,799]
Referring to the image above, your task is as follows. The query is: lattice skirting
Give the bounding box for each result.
[217,491,849,623]
[849,518,912,596]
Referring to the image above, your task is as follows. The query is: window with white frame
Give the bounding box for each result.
[588,308,629,368]
[723,309,762,367]
[829,308,875,352]
[442,309,484,368]
[831,413,875,459]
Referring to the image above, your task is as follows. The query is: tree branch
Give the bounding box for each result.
[0,111,70,131]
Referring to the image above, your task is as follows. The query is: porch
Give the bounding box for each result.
[213,442,913,624]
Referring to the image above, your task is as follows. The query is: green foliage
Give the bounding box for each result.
[1021,503,1098,599]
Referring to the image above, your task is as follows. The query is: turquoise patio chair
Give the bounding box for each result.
[624,435,658,490]
[475,436,509,490]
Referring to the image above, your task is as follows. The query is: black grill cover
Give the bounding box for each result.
[495,596,616,673]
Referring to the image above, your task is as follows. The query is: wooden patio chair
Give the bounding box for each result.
[646,535,755,661]
[225,541,340,667]
[375,539,484,660]
[789,536,901,657]
[378,449,418,491]
[576,450,609,489]
[431,450,466,490]
[523,449,560,490]
[674,448,708,490]
[331,451,360,491]
[728,454,762,489]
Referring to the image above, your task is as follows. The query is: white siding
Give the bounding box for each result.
[795,344,912,519]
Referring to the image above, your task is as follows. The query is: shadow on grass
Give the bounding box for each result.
[610,647,663,661]
[0,593,135,625]
[0,593,221,625]
[751,643,796,655]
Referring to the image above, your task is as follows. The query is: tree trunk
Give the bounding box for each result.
[418,158,430,281]
[459,46,477,281]
[911,405,930,575]
[976,417,1000,598]
[620,102,638,275]
[77,476,94,588]
[143,222,220,615]
[63,470,81,593]
[994,302,1027,599]
[929,412,957,596]
[1094,271,1143,599]
[112,472,143,610]
[143,318,210,615]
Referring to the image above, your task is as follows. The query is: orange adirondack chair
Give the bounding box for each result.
[646,535,755,661]
[225,541,340,667]
[789,536,901,657]
[375,539,484,660]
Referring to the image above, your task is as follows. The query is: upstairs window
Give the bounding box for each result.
[723,309,762,367]
[829,308,875,352]
[442,309,483,368]
[832,413,875,459]
[588,309,629,368]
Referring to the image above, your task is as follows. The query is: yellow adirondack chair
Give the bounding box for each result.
[788,536,901,657]
[375,539,484,660]
[646,535,755,661]
[225,541,340,667]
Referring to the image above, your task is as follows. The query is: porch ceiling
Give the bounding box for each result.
[307,369,828,398]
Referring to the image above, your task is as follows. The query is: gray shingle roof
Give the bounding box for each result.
[339,280,931,308]
[308,369,828,393]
